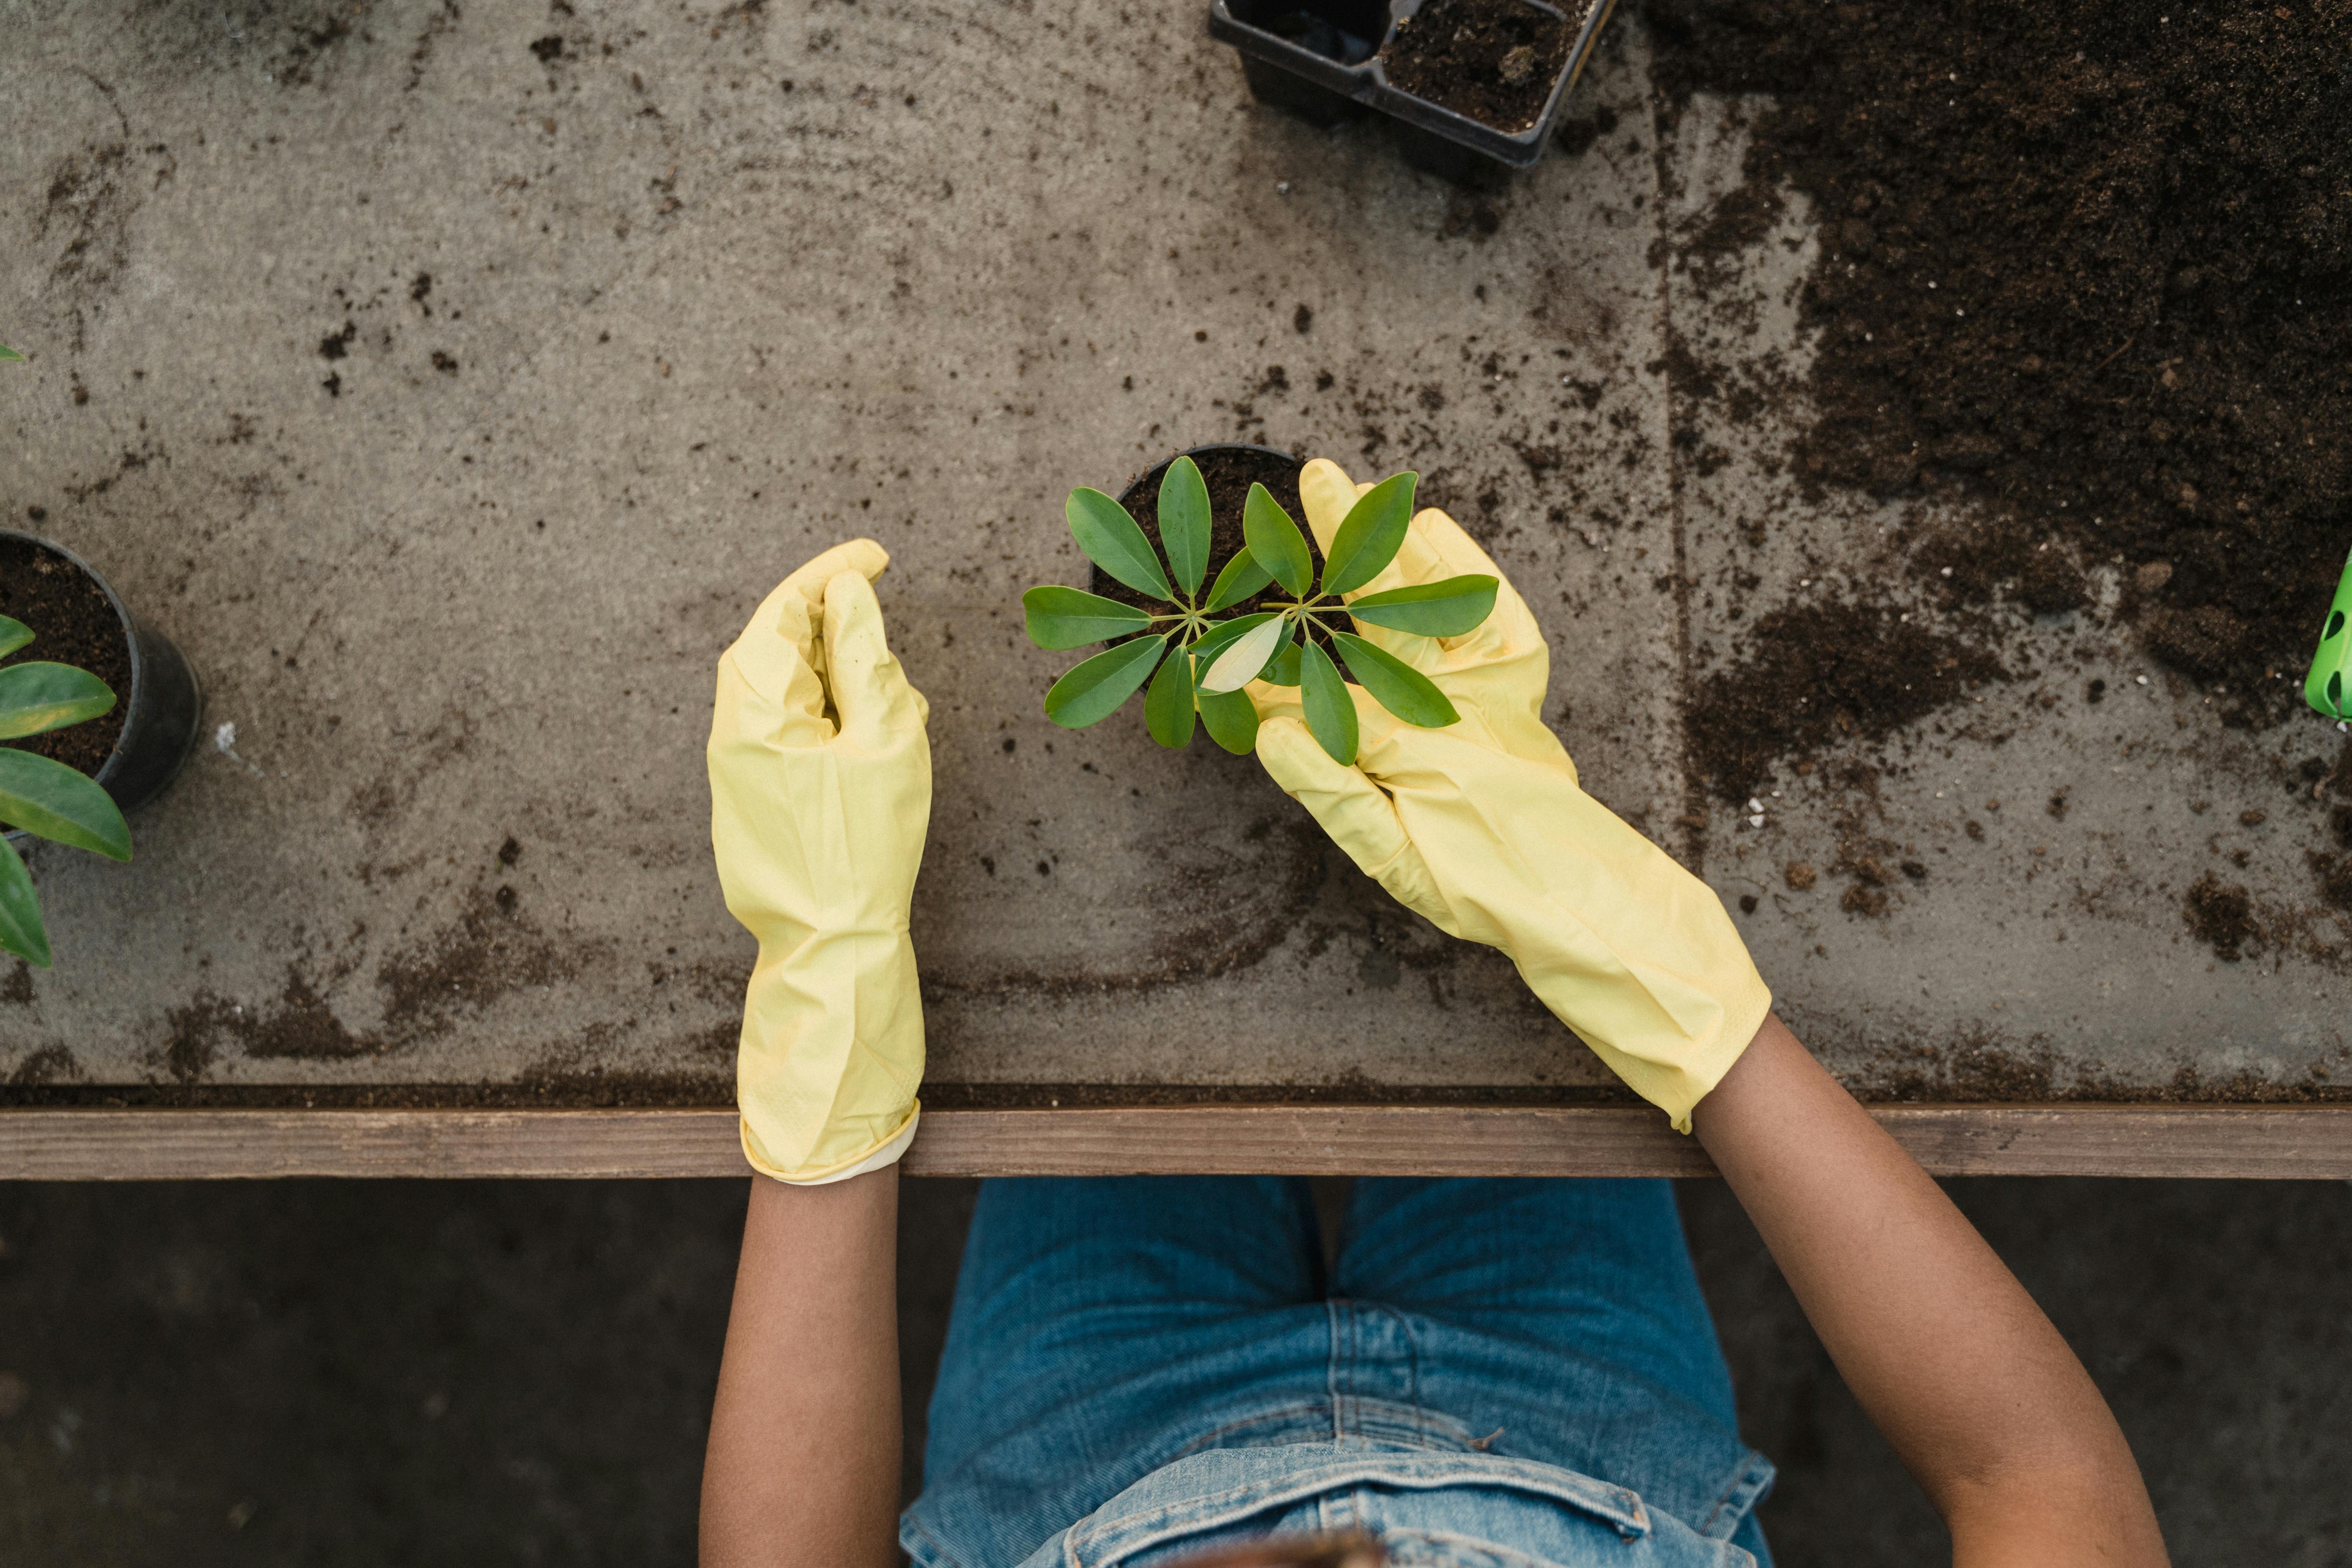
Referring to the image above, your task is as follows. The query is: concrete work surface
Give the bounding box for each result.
[1,0,2344,1106]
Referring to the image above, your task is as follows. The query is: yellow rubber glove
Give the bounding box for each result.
[1251,461,1770,1131]
[708,539,932,1183]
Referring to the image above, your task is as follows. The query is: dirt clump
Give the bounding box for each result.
[2184,873,2260,962]
[1689,598,2006,802]
[0,538,131,775]
[1647,0,2352,718]
[1379,0,1575,132]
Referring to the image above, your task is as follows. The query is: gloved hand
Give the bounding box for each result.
[1250,461,1770,1131]
[708,539,932,1183]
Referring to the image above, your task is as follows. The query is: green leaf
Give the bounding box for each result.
[0,618,31,658]
[0,662,117,740]
[1043,635,1167,729]
[1263,641,1304,687]
[1022,586,1153,651]
[1066,488,1174,601]
[1332,631,1460,728]
[1188,610,1278,668]
[1322,472,1418,596]
[1346,574,1499,637]
[1144,640,1197,748]
[0,343,23,364]
[1243,484,1313,598]
[1299,639,1359,764]
[0,834,48,968]
[1199,613,1289,694]
[0,749,130,860]
[1203,547,1274,612]
[1157,457,1210,599]
[1197,685,1260,755]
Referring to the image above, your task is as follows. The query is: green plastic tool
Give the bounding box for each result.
[2309,545,2352,721]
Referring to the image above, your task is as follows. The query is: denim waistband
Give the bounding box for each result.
[1016,1441,1758,1568]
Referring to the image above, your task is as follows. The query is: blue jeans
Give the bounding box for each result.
[902,1177,1774,1568]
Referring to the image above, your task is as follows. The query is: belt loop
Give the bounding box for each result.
[1324,1298,1352,1440]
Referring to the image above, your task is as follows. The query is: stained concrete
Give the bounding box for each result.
[2,1174,2348,1564]
[0,0,2342,1101]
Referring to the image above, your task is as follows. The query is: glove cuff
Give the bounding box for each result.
[1566,978,1771,1134]
[743,1101,920,1185]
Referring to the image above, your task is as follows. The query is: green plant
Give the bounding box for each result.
[0,617,131,966]
[2308,546,2351,721]
[1020,457,1499,764]
[0,344,22,363]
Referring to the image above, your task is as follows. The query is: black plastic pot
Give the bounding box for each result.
[1,530,202,837]
[1210,0,1619,173]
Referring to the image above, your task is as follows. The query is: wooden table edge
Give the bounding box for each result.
[2,1102,2348,1180]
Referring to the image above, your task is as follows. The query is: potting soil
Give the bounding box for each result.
[1646,0,2352,729]
[1087,447,1330,636]
[0,538,130,777]
[1379,0,1578,132]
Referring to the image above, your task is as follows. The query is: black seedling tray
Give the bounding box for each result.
[1210,0,1618,170]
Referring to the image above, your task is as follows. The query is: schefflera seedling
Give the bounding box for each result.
[1019,457,1500,765]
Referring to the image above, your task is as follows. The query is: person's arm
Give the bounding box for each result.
[700,1168,902,1568]
[1693,1014,2167,1567]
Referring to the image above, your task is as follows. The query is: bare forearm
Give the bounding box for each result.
[1693,1016,2166,1566]
[701,1168,902,1568]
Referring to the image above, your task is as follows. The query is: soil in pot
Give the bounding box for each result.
[1647,0,2352,725]
[1089,446,1342,655]
[0,538,130,776]
[1379,0,1576,132]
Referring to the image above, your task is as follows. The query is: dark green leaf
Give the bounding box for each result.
[1188,610,1277,667]
[1021,586,1154,650]
[1157,456,1211,599]
[1263,641,1304,687]
[0,343,23,364]
[1321,472,1417,596]
[0,662,117,740]
[0,750,130,860]
[0,835,47,968]
[1144,640,1197,748]
[1243,483,1313,598]
[1203,547,1274,612]
[1299,639,1358,764]
[1199,613,1289,694]
[1042,635,1167,729]
[1066,487,1174,601]
[1345,574,1498,637]
[0,617,31,658]
[1332,631,1459,728]
[1197,685,1259,755]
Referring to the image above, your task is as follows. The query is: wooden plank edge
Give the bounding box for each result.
[2,1104,2350,1180]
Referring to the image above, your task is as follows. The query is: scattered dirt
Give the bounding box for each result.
[2311,851,2352,913]
[0,538,131,776]
[154,877,613,1085]
[0,1071,735,1111]
[1856,1032,2352,1103]
[2184,872,2261,962]
[1917,522,2090,619]
[1380,0,1576,132]
[1687,598,2007,802]
[923,816,1331,1002]
[1647,0,2352,721]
